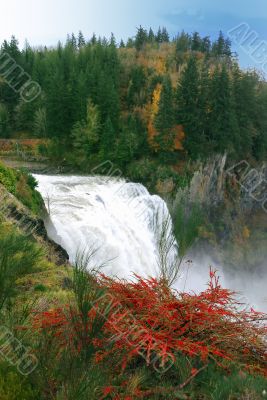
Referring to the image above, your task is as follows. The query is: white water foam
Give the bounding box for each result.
[34,174,176,279]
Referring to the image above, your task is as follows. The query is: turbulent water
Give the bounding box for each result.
[34,174,176,279]
[34,174,267,312]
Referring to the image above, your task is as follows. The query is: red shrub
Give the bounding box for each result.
[33,270,267,389]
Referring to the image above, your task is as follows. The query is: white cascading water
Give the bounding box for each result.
[34,174,177,279]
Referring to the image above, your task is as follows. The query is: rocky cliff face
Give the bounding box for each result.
[171,155,267,272]
[0,183,69,265]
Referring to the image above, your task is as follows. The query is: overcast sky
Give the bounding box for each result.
[1,0,267,71]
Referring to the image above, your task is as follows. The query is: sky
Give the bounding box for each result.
[1,0,267,73]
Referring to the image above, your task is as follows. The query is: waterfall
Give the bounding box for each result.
[34,174,177,279]
[34,174,267,311]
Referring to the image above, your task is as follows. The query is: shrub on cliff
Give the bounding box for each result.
[0,162,42,213]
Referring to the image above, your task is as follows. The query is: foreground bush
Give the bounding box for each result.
[0,226,43,311]
[32,269,267,399]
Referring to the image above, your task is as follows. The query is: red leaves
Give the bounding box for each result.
[33,271,267,380]
[102,386,114,396]
[97,272,266,375]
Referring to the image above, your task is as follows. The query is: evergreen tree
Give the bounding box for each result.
[212,31,231,57]
[96,72,120,129]
[208,64,238,153]
[175,31,191,52]
[232,65,254,155]
[0,103,9,137]
[135,26,148,51]
[110,33,116,47]
[176,56,201,158]
[91,33,97,45]
[78,31,86,49]
[71,33,77,49]
[197,62,211,151]
[9,35,20,60]
[155,75,175,154]
[127,66,147,107]
[71,99,101,163]
[100,116,116,160]
[191,32,202,51]
[156,28,162,43]
[126,38,134,48]
[161,27,170,43]
[148,28,155,43]
[201,36,211,54]
[252,81,267,159]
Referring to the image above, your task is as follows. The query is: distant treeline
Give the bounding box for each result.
[0,28,266,173]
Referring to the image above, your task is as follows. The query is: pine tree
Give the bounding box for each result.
[78,31,86,49]
[156,28,162,43]
[175,31,191,52]
[148,28,155,43]
[101,116,116,160]
[176,56,201,158]
[161,27,170,43]
[208,64,238,153]
[126,38,134,48]
[135,26,148,51]
[96,72,120,129]
[0,103,9,137]
[91,33,97,45]
[252,81,267,159]
[232,66,255,155]
[33,107,47,137]
[71,33,77,49]
[201,36,211,54]
[154,75,175,153]
[110,33,116,47]
[71,99,101,163]
[212,31,232,57]
[191,32,202,51]
[9,35,20,60]
[197,62,211,152]
[127,66,147,107]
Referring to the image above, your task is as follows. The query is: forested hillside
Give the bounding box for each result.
[1,27,267,175]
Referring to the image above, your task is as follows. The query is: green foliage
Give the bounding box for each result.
[193,364,267,400]
[172,200,204,259]
[176,56,203,158]
[0,163,17,194]
[100,116,116,161]
[34,283,47,292]
[0,30,266,177]
[127,158,158,187]
[0,363,37,400]
[0,162,42,213]
[71,99,102,168]
[0,225,43,310]
[135,26,148,51]
[0,103,9,137]
[155,74,175,155]
[33,107,47,137]
[208,64,239,153]
[15,170,43,213]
